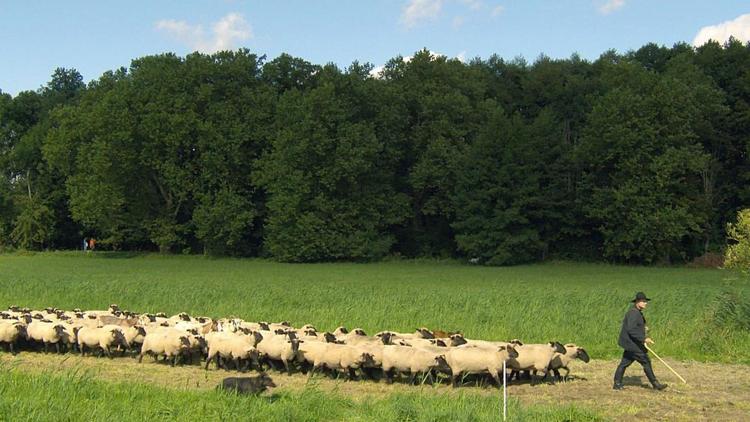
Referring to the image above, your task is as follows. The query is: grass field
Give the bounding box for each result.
[1,252,749,420]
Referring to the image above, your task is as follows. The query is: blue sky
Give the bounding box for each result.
[1,1,748,96]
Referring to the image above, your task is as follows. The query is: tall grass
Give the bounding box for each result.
[1,252,748,363]
[0,363,602,421]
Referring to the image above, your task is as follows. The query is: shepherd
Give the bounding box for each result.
[613,292,667,391]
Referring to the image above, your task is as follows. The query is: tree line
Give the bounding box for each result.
[1,39,749,264]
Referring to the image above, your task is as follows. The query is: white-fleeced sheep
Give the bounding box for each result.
[445,344,519,387]
[381,345,451,384]
[0,321,27,354]
[138,331,192,366]
[77,326,129,358]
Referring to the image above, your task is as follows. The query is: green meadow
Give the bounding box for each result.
[1,252,748,363]
[1,253,748,421]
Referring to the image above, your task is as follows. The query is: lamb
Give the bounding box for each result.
[445,344,519,387]
[26,321,68,353]
[0,321,27,354]
[507,342,567,382]
[77,326,129,358]
[218,374,276,395]
[544,343,590,381]
[256,333,302,375]
[138,331,192,366]
[381,345,452,385]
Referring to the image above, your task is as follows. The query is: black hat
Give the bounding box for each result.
[631,292,651,303]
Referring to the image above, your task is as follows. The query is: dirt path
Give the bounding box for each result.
[1,352,748,421]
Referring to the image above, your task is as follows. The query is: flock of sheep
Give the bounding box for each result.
[0,304,590,388]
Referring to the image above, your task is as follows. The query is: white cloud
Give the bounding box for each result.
[452,16,465,29]
[460,0,482,11]
[693,13,750,46]
[155,12,252,54]
[370,50,465,78]
[598,0,625,15]
[401,0,444,28]
[491,5,504,17]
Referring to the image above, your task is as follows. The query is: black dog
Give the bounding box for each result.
[218,373,276,395]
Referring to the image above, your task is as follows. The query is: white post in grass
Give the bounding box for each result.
[503,360,507,421]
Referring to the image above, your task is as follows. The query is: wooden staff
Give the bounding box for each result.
[645,344,687,384]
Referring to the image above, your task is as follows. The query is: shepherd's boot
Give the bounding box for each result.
[651,381,668,391]
[643,362,667,391]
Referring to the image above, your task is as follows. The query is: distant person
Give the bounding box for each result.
[83,237,88,251]
[88,238,96,251]
[613,292,667,391]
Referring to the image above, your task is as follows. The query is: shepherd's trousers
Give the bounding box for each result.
[613,350,658,385]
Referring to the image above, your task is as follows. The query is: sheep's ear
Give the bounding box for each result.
[565,343,576,348]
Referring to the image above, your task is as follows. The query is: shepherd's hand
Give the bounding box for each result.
[645,337,654,345]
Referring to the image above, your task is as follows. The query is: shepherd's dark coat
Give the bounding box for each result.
[618,307,647,353]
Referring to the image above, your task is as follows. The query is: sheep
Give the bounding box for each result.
[101,324,147,354]
[335,328,368,343]
[0,321,27,354]
[267,321,292,332]
[507,342,567,383]
[26,321,68,353]
[544,343,590,381]
[445,344,519,387]
[381,345,452,385]
[380,328,435,341]
[218,374,276,395]
[138,331,192,366]
[303,343,376,380]
[447,333,512,349]
[256,333,302,375]
[431,329,462,339]
[77,326,129,358]
[205,334,261,371]
[333,326,349,336]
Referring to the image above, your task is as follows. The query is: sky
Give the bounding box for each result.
[1,1,749,96]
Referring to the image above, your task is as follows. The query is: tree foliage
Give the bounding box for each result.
[725,209,750,271]
[1,42,749,264]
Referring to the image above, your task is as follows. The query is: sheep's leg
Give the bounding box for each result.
[171,355,177,367]
[43,342,49,354]
[408,372,418,385]
[451,372,461,388]
[284,360,293,376]
[383,368,394,384]
[347,367,357,381]
[104,346,112,359]
[491,371,502,387]
[309,363,320,379]
[204,353,215,370]
[80,344,85,356]
[9,342,15,355]
[138,352,144,363]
